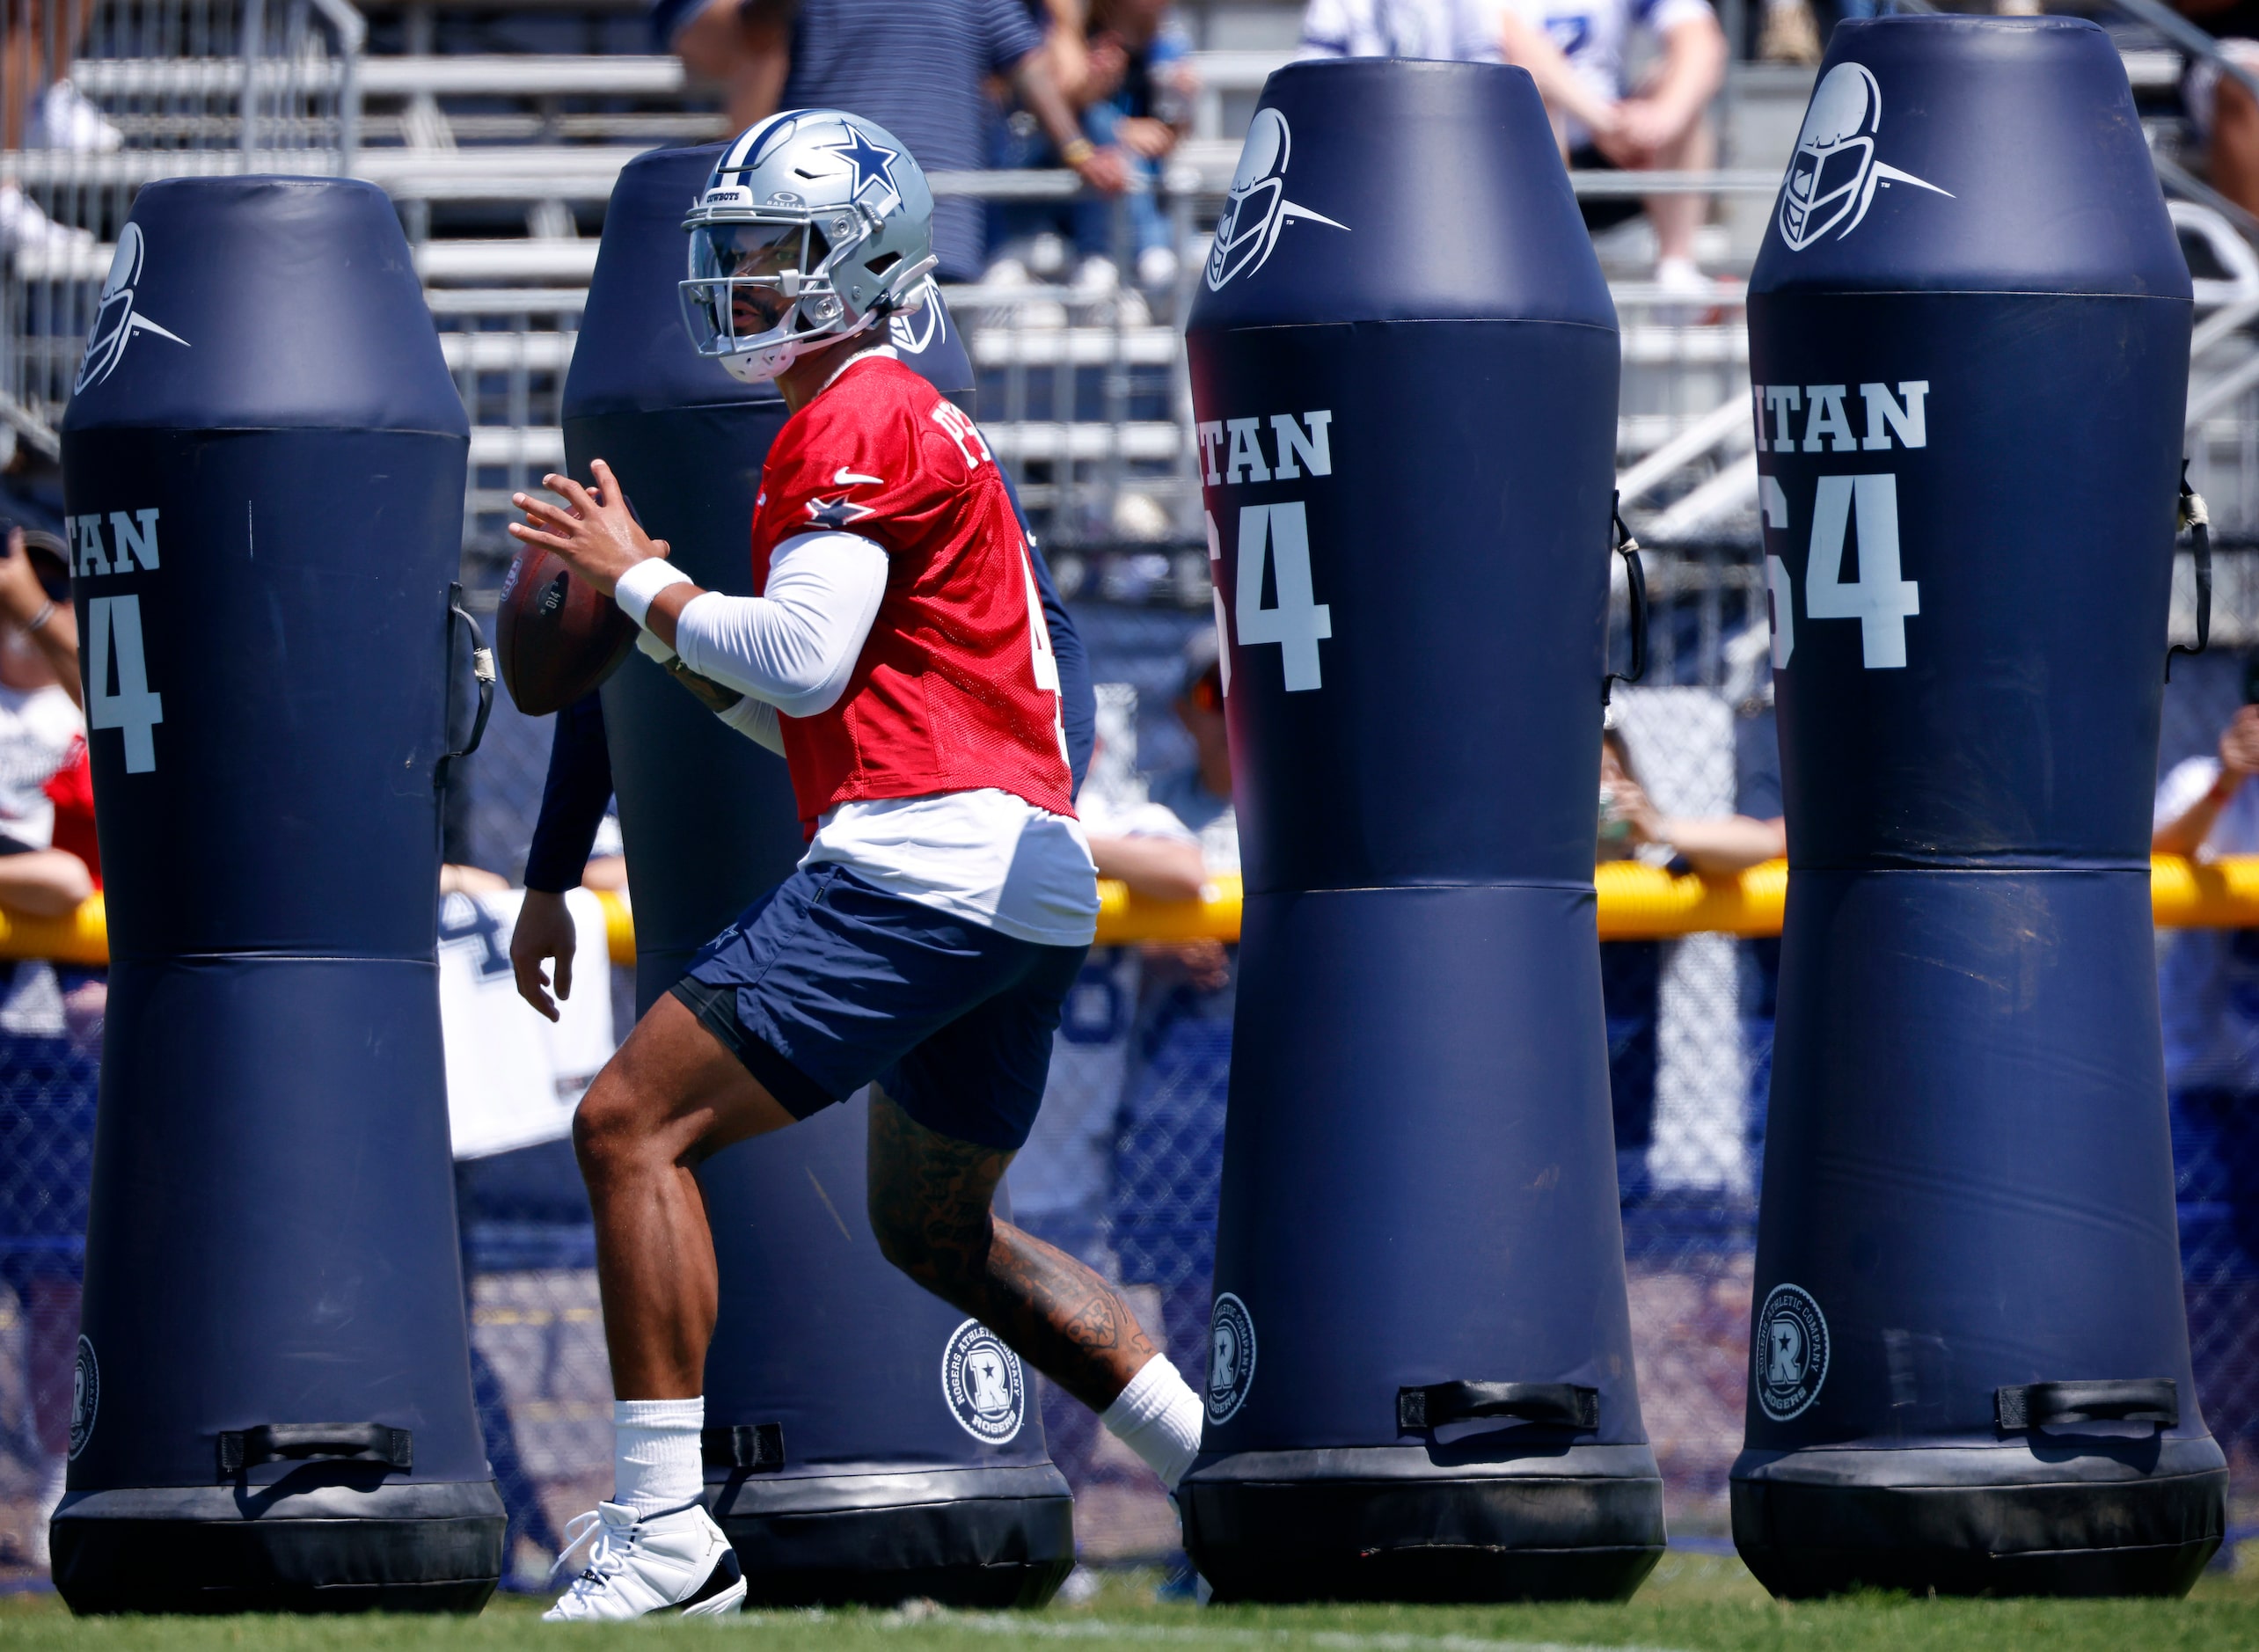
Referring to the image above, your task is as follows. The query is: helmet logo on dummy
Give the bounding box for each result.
[1205,1292,1257,1423]
[74,222,190,392]
[1777,62,1951,252]
[941,1319,1026,1444]
[1754,1283,1831,1421]
[888,274,946,355]
[1205,108,1348,291]
[69,1334,98,1458]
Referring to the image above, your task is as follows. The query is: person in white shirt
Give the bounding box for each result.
[1494,0,1725,294]
[2153,698,2259,1454]
[1299,0,1503,62]
[2154,701,2259,1092]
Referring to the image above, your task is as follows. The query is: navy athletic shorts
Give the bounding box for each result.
[670,862,1089,1151]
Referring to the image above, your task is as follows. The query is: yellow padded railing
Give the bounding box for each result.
[15,859,2258,968]
[590,856,2256,961]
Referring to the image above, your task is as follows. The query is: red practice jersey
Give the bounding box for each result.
[750,354,1074,834]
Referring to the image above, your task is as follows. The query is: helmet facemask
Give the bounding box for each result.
[681,207,877,383]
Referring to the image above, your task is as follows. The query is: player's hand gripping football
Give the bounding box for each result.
[508,457,670,599]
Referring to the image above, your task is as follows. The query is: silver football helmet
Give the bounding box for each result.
[680,109,939,384]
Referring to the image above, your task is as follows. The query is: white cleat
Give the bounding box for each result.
[0,185,93,252]
[542,1500,745,1622]
[33,80,123,153]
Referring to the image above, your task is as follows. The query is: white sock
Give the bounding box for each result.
[612,1397,705,1517]
[1100,1356,1204,1491]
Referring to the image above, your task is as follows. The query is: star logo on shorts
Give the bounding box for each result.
[804,493,875,530]
[822,128,901,203]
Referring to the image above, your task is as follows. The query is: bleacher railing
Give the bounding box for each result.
[0,0,362,458]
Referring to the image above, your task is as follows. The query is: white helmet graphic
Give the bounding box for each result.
[1205,107,1348,291]
[1778,62,1949,251]
[74,221,188,392]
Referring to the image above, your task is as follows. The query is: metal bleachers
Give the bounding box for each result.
[11,0,2259,567]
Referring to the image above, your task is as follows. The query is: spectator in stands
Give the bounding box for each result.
[1495,0,1727,303]
[1149,630,1233,870]
[1078,0,1194,291]
[2153,699,2259,1323]
[0,529,90,917]
[0,523,96,1568]
[1013,735,1205,1265]
[1597,723,1780,1200]
[1,0,119,250]
[1299,0,1502,62]
[991,0,1194,297]
[1601,721,1784,874]
[2175,2,2259,221]
[1010,713,1203,1486]
[1104,632,1235,1393]
[660,0,1128,283]
[1144,627,1235,993]
[1755,0,1824,66]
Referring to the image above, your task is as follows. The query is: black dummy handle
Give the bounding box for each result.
[216,1422,413,1480]
[703,1422,786,1472]
[1994,1378,2179,1433]
[1604,495,1647,706]
[442,581,496,767]
[1398,1381,1600,1433]
[2168,464,2210,683]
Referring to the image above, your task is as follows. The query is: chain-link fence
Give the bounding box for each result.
[0,963,101,1578]
[5,596,2259,1588]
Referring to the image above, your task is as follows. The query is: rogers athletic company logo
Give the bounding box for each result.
[74,223,190,392]
[1205,1293,1256,1424]
[940,1319,1026,1444]
[69,1334,98,1458]
[1755,1283,1831,1421]
[1777,62,1951,252]
[1205,108,1348,291]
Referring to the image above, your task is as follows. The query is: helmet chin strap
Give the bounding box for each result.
[719,306,881,385]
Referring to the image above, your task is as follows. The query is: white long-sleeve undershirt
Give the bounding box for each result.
[614,530,888,719]
[632,628,786,754]
[616,528,1097,947]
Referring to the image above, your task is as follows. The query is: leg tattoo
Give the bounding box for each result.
[867,1091,1158,1411]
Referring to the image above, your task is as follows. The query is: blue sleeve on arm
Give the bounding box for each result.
[1034,543,1094,794]
[998,467,1094,793]
[523,692,616,893]
[983,0,1045,74]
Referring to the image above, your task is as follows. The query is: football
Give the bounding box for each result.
[493,542,636,717]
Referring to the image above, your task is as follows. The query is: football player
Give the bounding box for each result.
[508,112,1206,1621]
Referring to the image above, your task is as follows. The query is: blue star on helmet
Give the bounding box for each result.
[822,127,901,202]
[804,493,876,530]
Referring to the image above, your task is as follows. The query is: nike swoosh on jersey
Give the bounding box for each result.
[833,468,884,486]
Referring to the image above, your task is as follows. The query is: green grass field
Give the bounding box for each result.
[3,1547,2257,1652]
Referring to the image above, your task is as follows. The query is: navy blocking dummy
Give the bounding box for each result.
[1180,60,1665,1603]
[54,177,502,1613]
[1737,16,2225,1597]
